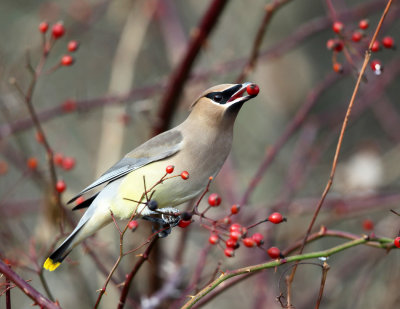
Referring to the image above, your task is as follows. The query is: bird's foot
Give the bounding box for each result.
[141,207,181,238]
[158,207,181,227]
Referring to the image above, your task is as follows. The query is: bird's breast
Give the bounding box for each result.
[112,129,233,219]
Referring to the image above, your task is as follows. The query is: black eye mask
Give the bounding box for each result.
[205,84,242,105]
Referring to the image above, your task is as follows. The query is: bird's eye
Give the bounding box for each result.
[213,94,223,102]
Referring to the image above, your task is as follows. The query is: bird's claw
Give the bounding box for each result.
[142,207,181,238]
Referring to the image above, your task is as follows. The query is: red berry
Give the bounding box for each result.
[332,21,344,33]
[61,55,74,66]
[246,84,259,96]
[370,59,383,73]
[226,238,237,248]
[62,156,76,171]
[268,212,284,224]
[230,204,240,214]
[35,131,44,144]
[27,157,38,170]
[371,41,380,52]
[333,63,343,73]
[38,21,49,33]
[382,36,394,49]
[208,193,221,207]
[52,22,65,39]
[394,237,400,248]
[229,223,241,233]
[62,99,77,112]
[252,233,264,246]
[359,19,369,30]
[75,196,85,205]
[362,219,374,231]
[327,39,344,52]
[178,219,191,228]
[128,220,139,230]
[230,230,241,241]
[166,165,174,174]
[333,40,344,52]
[67,40,79,52]
[224,247,234,257]
[221,216,231,225]
[209,234,219,245]
[56,180,66,193]
[242,237,255,248]
[267,246,281,259]
[54,153,64,166]
[352,31,362,42]
[326,39,335,50]
[181,171,189,180]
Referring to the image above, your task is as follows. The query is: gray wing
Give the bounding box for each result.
[67,129,183,204]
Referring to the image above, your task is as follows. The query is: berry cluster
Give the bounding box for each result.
[184,187,287,259]
[327,19,395,75]
[164,165,190,181]
[53,153,76,171]
[152,171,287,260]
[38,21,80,69]
[210,211,285,259]
[10,21,81,197]
[28,138,77,194]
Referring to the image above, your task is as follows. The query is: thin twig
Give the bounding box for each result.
[236,0,292,83]
[117,236,159,309]
[314,262,330,309]
[5,263,11,309]
[11,51,65,232]
[0,260,60,309]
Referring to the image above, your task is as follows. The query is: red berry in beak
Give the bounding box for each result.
[246,84,259,96]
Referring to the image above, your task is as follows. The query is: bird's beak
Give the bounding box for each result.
[226,82,259,105]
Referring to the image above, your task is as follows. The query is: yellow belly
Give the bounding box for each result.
[110,160,203,219]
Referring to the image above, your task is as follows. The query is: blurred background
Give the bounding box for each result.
[1,0,400,308]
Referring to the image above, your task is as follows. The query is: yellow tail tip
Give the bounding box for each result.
[43,258,61,271]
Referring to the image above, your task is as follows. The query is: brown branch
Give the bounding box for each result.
[5,262,11,309]
[11,52,65,232]
[236,0,292,83]
[0,83,163,139]
[285,1,395,306]
[281,192,400,216]
[282,227,393,257]
[117,237,159,309]
[0,260,60,309]
[152,0,229,136]
[314,262,330,309]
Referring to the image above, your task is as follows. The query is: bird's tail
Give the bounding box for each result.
[43,224,84,271]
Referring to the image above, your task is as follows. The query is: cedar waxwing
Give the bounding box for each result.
[44,82,259,271]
